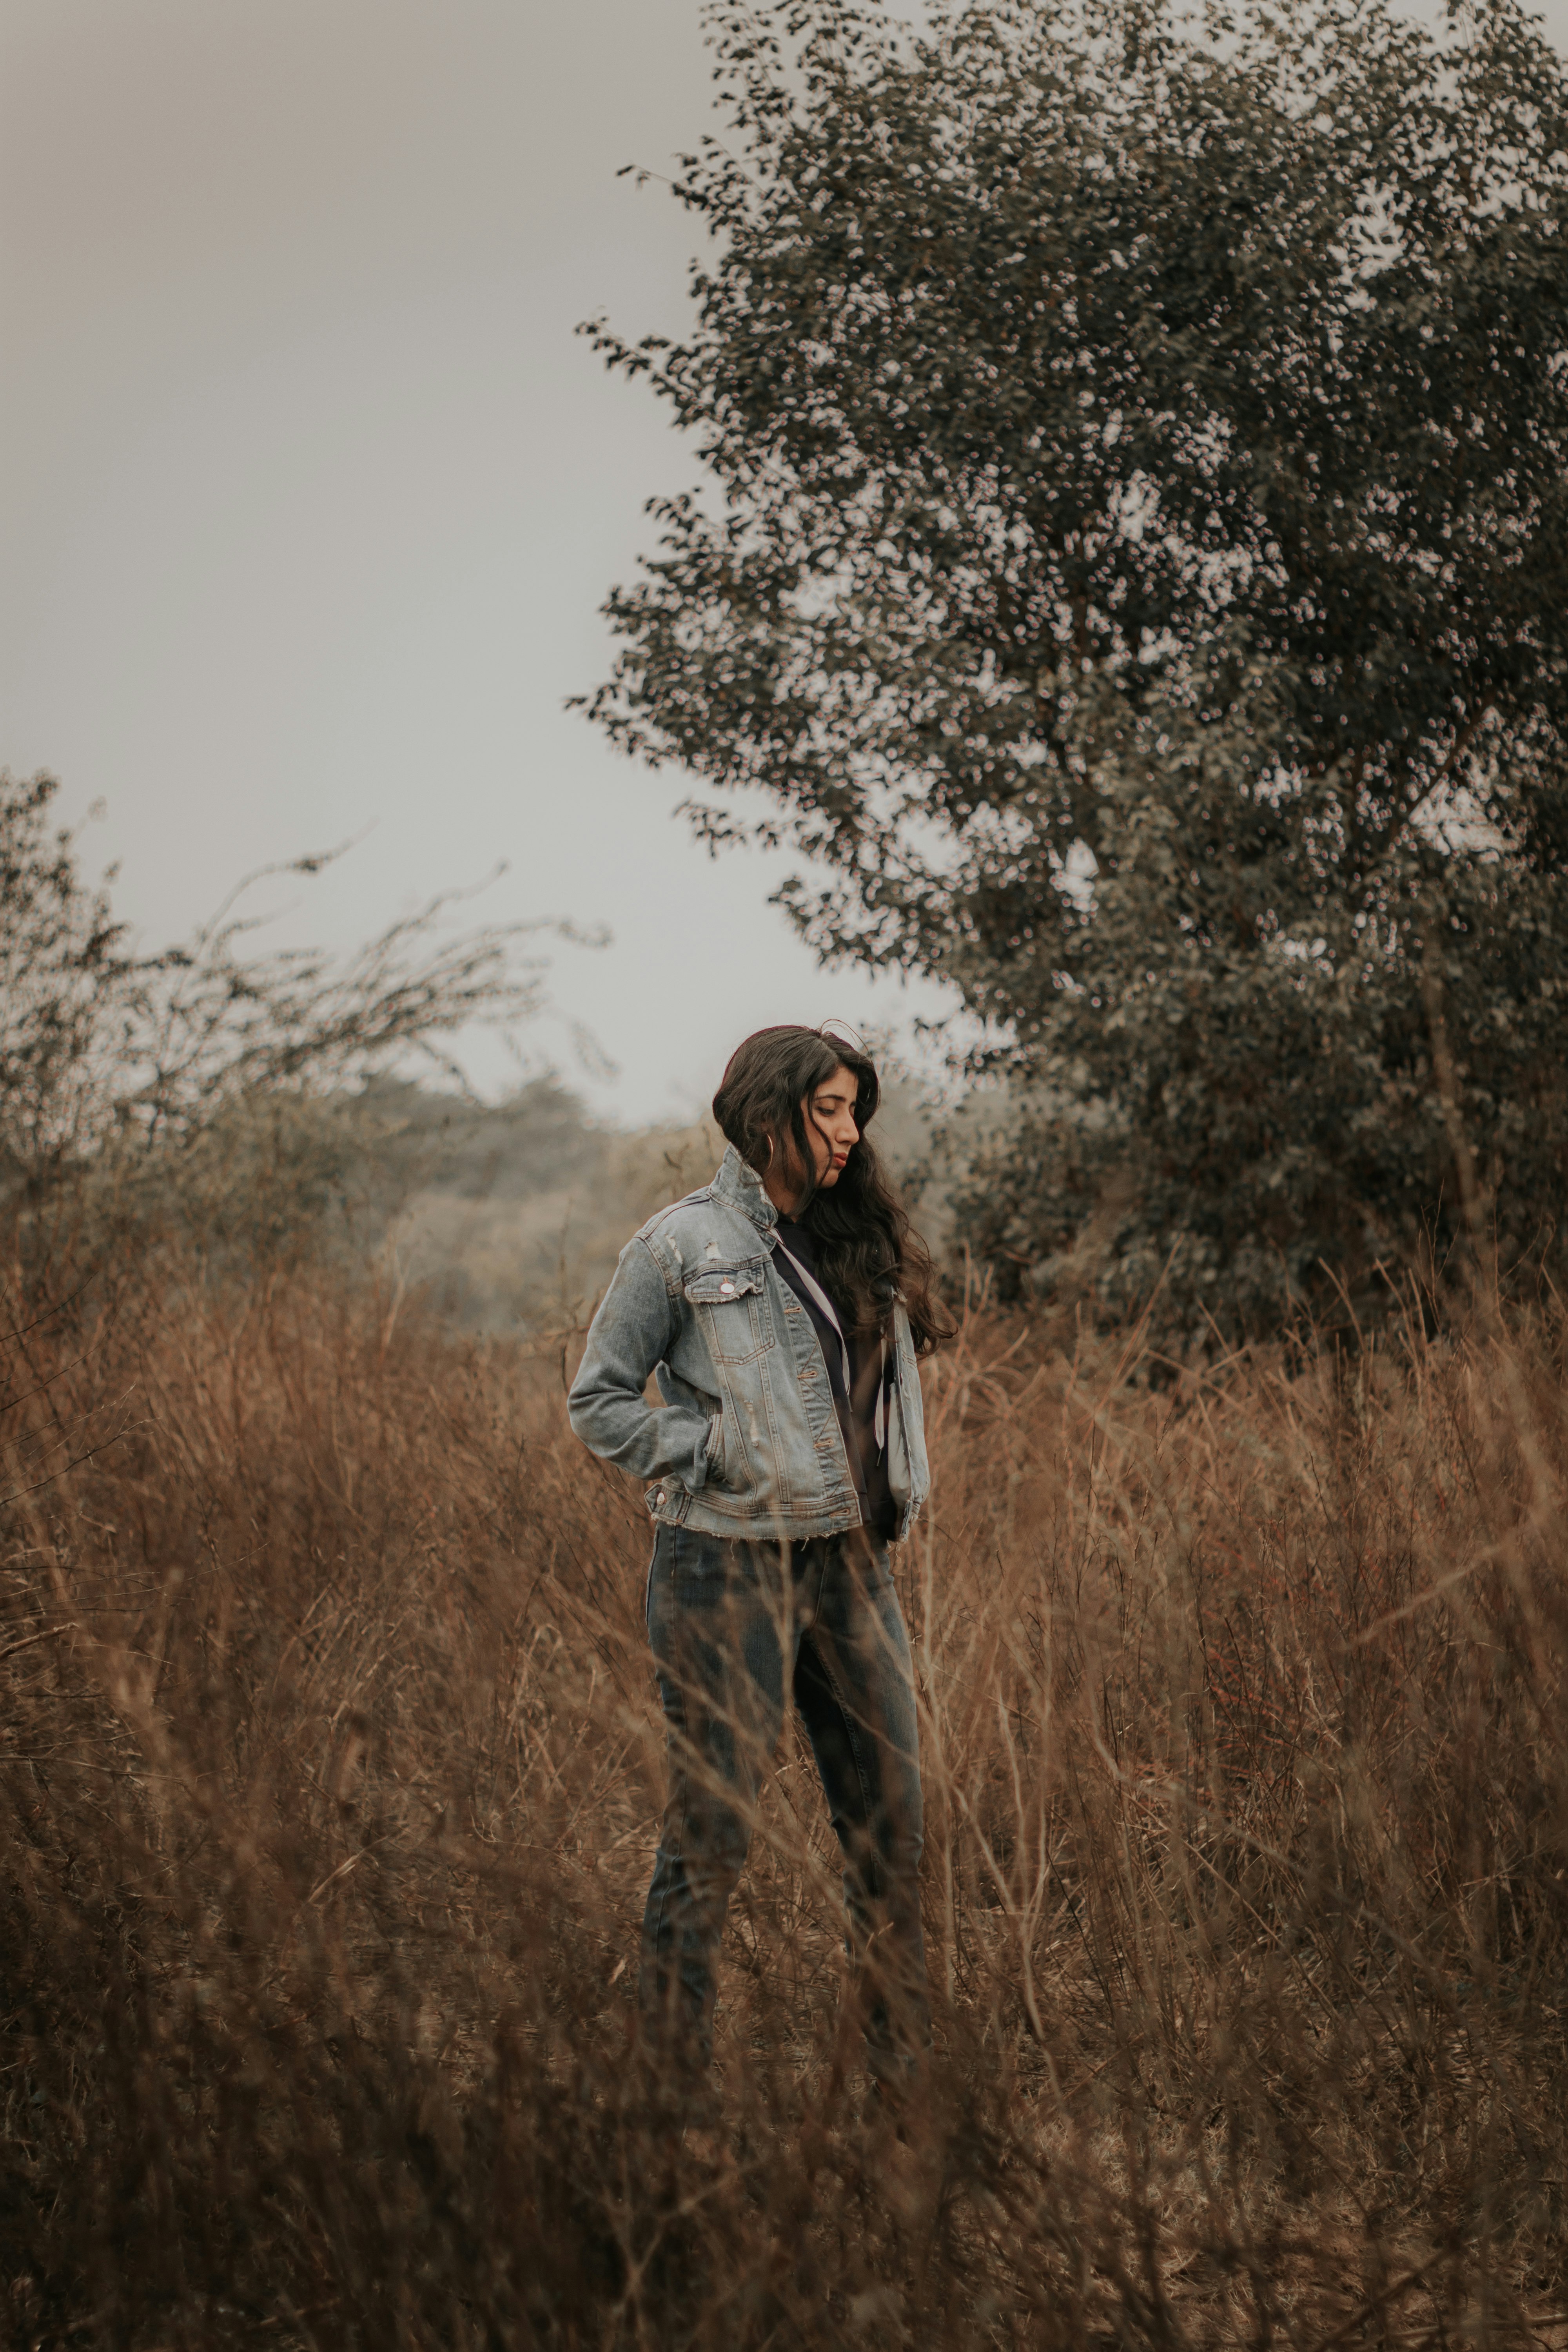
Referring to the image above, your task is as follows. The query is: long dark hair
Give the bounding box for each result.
[711,1025,953,1354]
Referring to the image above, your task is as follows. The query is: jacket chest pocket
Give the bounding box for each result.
[682,1260,774,1365]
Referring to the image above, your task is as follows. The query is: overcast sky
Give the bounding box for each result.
[2,0,959,1124]
[5,0,1565,1125]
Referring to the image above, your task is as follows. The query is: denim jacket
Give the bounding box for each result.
[568,1145,930,1543]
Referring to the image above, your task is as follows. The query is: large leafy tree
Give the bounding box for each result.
[584,0,1568,1332]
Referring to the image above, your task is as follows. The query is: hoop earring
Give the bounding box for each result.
[760,1134,775,1170]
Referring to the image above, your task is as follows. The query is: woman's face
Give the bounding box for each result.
[763,1061,862,1211]
[803,1064,861,1189]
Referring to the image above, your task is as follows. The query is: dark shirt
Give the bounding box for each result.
[773,1216,897,1539]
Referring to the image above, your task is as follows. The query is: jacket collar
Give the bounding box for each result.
[713,1143,779,1240]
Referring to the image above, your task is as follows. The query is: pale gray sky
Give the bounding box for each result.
[5,0,1564,1123]
[2,0,956,1123]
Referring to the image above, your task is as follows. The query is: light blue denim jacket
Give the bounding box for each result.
[568,1145,930,1543]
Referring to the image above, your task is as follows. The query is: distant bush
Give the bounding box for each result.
[331,1074,722,1330]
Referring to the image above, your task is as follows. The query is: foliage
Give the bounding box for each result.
[327,1074,722,1331]
[0,768,558,1223]
[5,1241,1568,2341]
[582,0,1568,1334]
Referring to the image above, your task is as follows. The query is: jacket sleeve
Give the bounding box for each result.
[567,1236,715,1490]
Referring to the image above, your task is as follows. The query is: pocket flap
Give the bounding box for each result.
[682,1260,767,1305]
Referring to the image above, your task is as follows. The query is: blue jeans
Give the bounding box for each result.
[640,1525,929,2083]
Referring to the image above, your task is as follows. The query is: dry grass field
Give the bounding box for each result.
[4,1227,1568,2347]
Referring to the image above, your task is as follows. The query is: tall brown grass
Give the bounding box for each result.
[4,1234,1567,2347]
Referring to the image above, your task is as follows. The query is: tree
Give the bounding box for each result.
[0,769,559,1214]
[583,0,1568,1334]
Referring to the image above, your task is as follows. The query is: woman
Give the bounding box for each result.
[568,1024,951,2095]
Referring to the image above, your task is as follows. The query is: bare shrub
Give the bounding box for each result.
[0,769,561,1240]
[3,1238,1567,2345]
